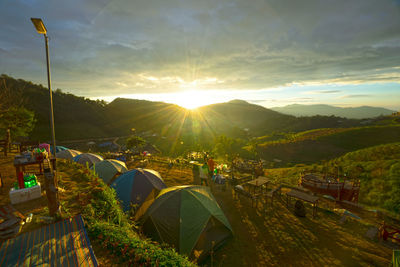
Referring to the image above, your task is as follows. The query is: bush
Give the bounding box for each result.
[59,159,196,266]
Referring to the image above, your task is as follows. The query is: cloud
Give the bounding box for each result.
[340,94,372,98]
[306,90,342,94]
[0,0,399,97]
[247,99,268,103]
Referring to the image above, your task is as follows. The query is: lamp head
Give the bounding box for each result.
[31,18,47,34]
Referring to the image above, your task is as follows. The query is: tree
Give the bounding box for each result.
[0,75,36,138]
[126,136,146,153]
[213,135,234,160]
[0,107,36,138]
[247,139,259,160]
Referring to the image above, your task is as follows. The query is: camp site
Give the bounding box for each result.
[1,1,400,266]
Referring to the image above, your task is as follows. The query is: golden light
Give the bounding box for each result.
[173,90,211,110]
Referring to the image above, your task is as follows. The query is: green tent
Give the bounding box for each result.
[141,185,233,262]
[394,250,400,267]
[91,159,128,184]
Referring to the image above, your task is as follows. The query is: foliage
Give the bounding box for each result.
[212,135,252,160]
[0,75,372,155]
[126,135,146,152]
[0,106,36,138]
[88,222,196,266]
[256,125,400,166]
[266,142,400,214]
[0,75,36,137]
[57,160,196,266]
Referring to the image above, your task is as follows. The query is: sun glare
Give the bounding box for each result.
[173,90,211,109]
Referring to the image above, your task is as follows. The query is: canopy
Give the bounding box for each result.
[73,153,103,168]
[141,185,233,262]
[56,149,82,160]
[91,159,128,184]
[110,168,166,218]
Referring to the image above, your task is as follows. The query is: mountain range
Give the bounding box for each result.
[271,104,395,119]
[1,75,380,155]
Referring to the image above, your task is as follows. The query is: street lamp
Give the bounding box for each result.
[30,18,57,162]
[31,18,59,216]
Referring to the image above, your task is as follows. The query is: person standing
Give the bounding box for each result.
[207,157,215,178]
[199,163,209,186]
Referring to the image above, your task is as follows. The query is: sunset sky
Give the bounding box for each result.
[0,0,399,109]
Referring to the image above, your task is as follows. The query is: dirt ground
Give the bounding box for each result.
[130,158,397,267]
[1,154,398,267]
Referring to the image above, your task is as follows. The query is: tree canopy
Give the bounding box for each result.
[126,135,146,152]
[0,75,36,138]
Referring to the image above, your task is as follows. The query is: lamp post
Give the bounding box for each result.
[31,18,60,216]
[30,18,57,162]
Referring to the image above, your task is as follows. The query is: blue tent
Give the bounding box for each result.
[111,169,167,219]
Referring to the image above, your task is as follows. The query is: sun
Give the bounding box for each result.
[173,90,211,109]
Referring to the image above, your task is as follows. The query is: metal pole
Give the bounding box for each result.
[43,33,60,216]
[44,34,57,170]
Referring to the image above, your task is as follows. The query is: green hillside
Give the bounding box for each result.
[266,142,400,214]
[257,125,400,166]
[1,74,112,140]
[0,74,382,157]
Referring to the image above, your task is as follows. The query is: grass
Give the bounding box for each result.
[128,158,397,266]
[257,125,400,166]
[1,152,398,266]
[0,154,196,267]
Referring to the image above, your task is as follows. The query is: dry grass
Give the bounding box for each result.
[1,154,397,266]
[130,157,395,267]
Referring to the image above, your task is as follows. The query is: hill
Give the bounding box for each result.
[0,74,114,140]
[0,75,373,156]
[257,125,400,166]
[271,104,395,119]
[266,142,400,214]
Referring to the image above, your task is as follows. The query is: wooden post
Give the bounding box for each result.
[43,159,60,216]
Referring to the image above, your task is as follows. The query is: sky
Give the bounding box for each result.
[0,0,399,110]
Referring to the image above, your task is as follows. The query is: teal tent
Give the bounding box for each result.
[141,185,233,262]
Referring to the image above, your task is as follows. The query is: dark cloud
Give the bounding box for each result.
[0,0,399,97]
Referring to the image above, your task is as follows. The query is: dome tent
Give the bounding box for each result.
[141,185,233,262]
[73,153,103,168]
[50,146,69,154]
[56,149,82,160]
[110,169,166,219]
[91,159,128,185]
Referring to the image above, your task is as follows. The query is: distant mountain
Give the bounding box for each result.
[1,75,370,155]
[271,104,395,119]
[196,100,296,136]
